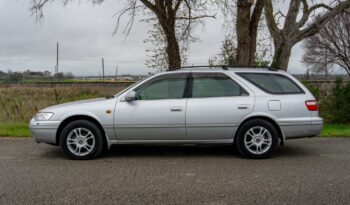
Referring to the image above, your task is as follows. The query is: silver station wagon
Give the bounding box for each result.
[29,66,323,159]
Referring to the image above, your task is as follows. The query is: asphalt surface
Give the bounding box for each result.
[0,137,350,205]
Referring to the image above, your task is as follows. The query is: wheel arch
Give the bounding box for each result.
[56,115,108,149]
[234,115,285,145]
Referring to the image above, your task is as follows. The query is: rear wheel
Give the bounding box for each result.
[235,119,278,159]
[60,120,104,160]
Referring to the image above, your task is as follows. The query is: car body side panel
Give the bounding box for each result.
[186,96,254,140]
[114,99,187,141]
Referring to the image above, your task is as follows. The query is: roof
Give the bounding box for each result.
[167,65,282,73]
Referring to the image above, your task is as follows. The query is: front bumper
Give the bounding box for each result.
[29,118,61,145]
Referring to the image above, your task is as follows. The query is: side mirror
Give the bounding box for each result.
[125,91,136,101]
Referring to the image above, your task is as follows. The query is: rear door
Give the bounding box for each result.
[186,72,254,141]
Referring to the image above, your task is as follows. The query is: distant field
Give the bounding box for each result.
[0,85,126,123]
[0,78,137,83]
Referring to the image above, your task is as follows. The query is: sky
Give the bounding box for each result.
[0,0,309,76]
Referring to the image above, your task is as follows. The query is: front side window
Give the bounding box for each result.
[191,73,248,98]
[134,74,187,100]
[237,73,304,94]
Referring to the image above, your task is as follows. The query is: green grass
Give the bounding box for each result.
[318,124,350,137]
[0,122,349,138]
[0,122,31,137]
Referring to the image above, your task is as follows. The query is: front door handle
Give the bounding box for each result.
[170,106,182,112]
[237,104,249,110]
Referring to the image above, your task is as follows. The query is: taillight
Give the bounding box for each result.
[305,100,318,111]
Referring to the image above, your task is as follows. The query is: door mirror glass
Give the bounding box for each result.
[125,91,136,101]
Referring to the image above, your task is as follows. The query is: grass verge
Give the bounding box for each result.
[0,122,31,137]
[318,124,350,137]
[0,123,349,138]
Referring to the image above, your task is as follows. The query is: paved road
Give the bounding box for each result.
[0,137,350,205]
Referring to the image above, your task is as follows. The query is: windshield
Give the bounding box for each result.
[115,74,155,97]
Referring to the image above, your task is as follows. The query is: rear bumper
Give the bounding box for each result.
[29,118,60,145]
[279,117,323,139]
[310,118,324,136]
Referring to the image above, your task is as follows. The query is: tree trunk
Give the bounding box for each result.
[271,41,292,70]
[236,1,252,65]
[157,12,181,70]
[165,29,181,70]
[236,0,264,66]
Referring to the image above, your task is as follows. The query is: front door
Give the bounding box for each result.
[186,72,254,141]
[115,73,189,141]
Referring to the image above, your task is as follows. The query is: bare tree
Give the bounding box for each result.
[31,0,215,70]
[117,0,215,70]
[208,33,270,66]
[143,11,193,70]
[219,0,265,66]
[208,34,237,66]
[264,0,350,70]
[302,12,350,76]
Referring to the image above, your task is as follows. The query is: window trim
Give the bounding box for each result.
[236,72,305,95]
[189,72,249,99]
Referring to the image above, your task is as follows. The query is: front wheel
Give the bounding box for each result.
[60,120,104,160]
[235,119,278,159]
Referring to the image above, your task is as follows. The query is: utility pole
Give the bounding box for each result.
[102,58,105,81]
[56,42,59,82]
[115,66,118,82]
[325,48,328,82]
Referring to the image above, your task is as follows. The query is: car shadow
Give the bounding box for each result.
[101,143,317,159]
[39,143,318,160]
[103,144,239,158]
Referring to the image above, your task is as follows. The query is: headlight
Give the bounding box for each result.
[35,112,54,121]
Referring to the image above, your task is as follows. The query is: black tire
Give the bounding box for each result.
[235,119,278,159]
[60,120,104,160]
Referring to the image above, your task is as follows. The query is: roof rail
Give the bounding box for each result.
[167,65,278,72]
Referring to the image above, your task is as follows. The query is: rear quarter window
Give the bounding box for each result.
[236,73,304,94]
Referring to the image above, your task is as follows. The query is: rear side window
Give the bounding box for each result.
[192,73,248,98]
[237,73,304,94]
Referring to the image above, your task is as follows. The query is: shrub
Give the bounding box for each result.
[304,78,350,124]
[5,71,23,82]
[329,78,350,123]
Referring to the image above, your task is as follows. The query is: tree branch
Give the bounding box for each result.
[298,0,333,28]
[299,0,350,39]
[176,14,216,20]
[139,0,158,13]
[264,0,281,40]
[250,0,264,32]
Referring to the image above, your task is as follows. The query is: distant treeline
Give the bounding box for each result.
[0,70,74,82]
[293,73,350,81]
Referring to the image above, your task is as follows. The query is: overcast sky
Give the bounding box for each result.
[0,0,309,76]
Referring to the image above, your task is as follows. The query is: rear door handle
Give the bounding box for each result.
[237,104,249,110]
[170,106,182,112]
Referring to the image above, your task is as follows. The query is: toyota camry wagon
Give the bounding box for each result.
[29,66,323,159]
